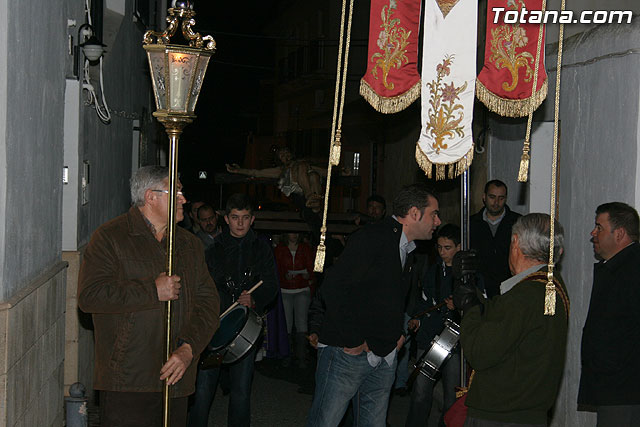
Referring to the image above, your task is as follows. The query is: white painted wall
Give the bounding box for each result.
[0,0,66,300]
[537,0,638,42]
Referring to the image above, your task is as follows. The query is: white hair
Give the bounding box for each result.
[512,213,564,263]
[130,166,168,207]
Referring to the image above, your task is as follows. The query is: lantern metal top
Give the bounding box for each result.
[143,1,216,52]
[143,1,216,122]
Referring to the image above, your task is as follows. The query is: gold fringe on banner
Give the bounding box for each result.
[360,79,421,114]
[415,144,474,180]
[475,79,548,118]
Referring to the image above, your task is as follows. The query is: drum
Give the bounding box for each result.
[414,319,460,381]
[199,305,263,369]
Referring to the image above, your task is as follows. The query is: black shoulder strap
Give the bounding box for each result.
[434,263,442,303]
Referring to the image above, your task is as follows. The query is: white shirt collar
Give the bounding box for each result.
[500,263,545,295]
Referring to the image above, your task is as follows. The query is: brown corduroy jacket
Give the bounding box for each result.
[78,206,220,397]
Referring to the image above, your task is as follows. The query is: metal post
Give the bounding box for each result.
[461,168,470,251]
[159,119,188,427]
[65,382,88,427]
[460,167,470,388]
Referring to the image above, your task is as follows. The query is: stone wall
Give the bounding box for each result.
[63,249,93,398]
[0,262,67,427]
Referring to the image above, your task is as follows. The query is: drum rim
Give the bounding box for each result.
[209,305,249,350]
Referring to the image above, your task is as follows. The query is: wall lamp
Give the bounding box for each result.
[75,23,106,76]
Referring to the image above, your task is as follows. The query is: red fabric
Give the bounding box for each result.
[274,242,316,294]
[443,393,468,427]
[361,0,421,100]
[477,0,546,100]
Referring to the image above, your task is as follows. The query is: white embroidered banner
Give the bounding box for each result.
[416,0,477,180]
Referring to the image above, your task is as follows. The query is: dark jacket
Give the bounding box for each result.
[78,207,220,397]
[470,206,521,297]
[319,217,415,356]
[461,268,569,424]
[413,261,457,349]
[578,242,640,406]
[413,260,483,349]
[205,227,278,314]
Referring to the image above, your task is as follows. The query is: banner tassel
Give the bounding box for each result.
[329,130,342,166]
[544,268,556,315]
[517,143,530,182]
[314,227,327,273]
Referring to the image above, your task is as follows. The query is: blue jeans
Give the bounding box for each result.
[188,346,257,427]
[307,345,397,427]
[405,350,460,427]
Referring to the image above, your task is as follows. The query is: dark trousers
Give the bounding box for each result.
[99,391,188,427]
[188,346,257,427]
[405,351,460,427]
[597,405,640,427]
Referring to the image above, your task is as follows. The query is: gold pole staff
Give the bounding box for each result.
[142,1,216,425]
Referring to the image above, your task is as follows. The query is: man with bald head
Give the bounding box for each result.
[579,202,640,426]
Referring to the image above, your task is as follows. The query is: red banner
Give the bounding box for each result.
[476,0,547,117]
[360,0,421,114]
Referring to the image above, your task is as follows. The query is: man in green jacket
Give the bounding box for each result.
[78,166,220,427]
[454,213,569,426]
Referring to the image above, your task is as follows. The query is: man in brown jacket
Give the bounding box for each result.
[78,166,220,427]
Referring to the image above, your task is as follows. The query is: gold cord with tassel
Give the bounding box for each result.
[330,130,342,166]
[517,141,531,182]
[518,0,546,183]
[314,0,354,273]
[545,0,565,316]
[544,266,557,315]
[314,226,327,272]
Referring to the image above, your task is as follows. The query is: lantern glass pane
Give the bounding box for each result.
[146,50,166,110]
[168,51,197,112]
[188,55,211,113]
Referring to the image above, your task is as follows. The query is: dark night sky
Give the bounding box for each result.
[176,2,278,202]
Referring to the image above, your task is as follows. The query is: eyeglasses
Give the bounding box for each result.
[152,189,185,197]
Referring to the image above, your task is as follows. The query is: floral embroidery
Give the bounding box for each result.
[425,55,467,154]
[371,0,411,90]
[436,0,460,18]
[489,0,535,92]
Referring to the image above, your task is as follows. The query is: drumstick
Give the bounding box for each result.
[410,301,448,319]
[219,280,264,318]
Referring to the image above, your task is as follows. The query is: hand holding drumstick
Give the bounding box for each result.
[220,280,264,318]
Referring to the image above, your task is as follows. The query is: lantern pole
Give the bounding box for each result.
[160,119,188,426]
[460,167,470,389]
[142,2,215,425]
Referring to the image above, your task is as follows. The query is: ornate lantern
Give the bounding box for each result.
[142,1,215,425]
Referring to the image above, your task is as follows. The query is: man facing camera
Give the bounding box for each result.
[455,213,569,427]
[189,193,278,427]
